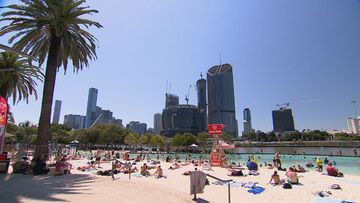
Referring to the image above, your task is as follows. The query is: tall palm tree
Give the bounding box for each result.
[0,0,102,160]
[0,52,42,104]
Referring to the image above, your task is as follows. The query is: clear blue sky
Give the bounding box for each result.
[1,0,360,132]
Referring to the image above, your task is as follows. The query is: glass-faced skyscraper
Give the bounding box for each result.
[242,108,254,135]
[207,63,238,137]
[272,108,295,132]
[52,100,62,124]
[85,88,98,128]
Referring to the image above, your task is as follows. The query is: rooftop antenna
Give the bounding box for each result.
[169,82,172,94]
[200,72,203,79]
[185,85,192,105]
[165,80,168,95]
[219,52,222,66]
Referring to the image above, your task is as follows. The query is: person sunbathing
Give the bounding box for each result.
[153,165,164,178]
[326,163,343,177]
[285,167,299,184]
[169,162,180,170]
[268,170,283,185]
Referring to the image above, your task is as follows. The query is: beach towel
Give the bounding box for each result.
[247,186,265,195]
[242,182,258,189]
[249,170,259,176]
[229,181,242,188]
[131,173,143,178]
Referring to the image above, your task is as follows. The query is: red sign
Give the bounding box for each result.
[208,124,223,135]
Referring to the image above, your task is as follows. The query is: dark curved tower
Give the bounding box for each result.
[196,76,207,132]
[207,64,238,137]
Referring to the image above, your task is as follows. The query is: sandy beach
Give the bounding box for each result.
[1,157,360,203]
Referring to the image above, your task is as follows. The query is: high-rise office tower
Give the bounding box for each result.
[154,113,162,135]
[272,108,295,132]
[207,63,238,137]
[242,108,254,135]
[85,88,98,128]
[196,75,207,132]
[52,100,62,124]
[347,118,359,135]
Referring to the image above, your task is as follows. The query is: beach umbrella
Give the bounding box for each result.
[190,144,198,147]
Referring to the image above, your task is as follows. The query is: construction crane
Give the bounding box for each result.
[185,85,192,105]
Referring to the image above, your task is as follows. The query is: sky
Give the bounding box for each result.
[0,0,360,133]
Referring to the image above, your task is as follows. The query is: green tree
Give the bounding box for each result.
[182,133,198,146]
[49,124,71,144]
[0,51,42,104]
[124,132,140,147]
[17,121,37,145]
[0,0,102,159]
[171,133,184,147]
[197,132,209,147]
[221,132,233,143]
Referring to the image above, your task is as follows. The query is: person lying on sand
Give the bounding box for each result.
[169,162,180,170]
[297,164,306,173]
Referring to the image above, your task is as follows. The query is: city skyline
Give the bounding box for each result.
[1,0,360,132]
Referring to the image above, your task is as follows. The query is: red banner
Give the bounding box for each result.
[0,96,8,125]
[208,124,223,135]
[0,96,8,152]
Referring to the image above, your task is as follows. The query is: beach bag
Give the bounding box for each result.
[283,183,292,189]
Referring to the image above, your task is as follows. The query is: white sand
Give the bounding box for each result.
[1,158,360,203]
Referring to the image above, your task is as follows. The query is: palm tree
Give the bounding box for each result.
[0,0,102,160]
[0,52,42,104]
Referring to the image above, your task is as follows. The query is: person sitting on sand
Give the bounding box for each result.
[246,160,258,171]
[268,170,283,185]
[297,164,306,173]
[326,163,343,177]
[169,162,180,170]
[285,167,299,184]
[228,165,244,176]
[316,157,323,172]
[140,163,150,177]
[153,165,164,178]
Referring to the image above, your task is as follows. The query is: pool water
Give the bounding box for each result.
[77,151,360,176]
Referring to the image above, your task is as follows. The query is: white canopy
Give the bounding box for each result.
[189,144,198,147]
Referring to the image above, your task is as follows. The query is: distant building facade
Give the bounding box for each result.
[207,64,238,137]
[242,108,255,135]
[154,113,162,135]
[52,100,62,124]
[85,88,98,128]
[127,121,147,135]
[272,108,295,133]
[64,114,85,129]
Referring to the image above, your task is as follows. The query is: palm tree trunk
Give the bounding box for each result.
[34,35,61,160]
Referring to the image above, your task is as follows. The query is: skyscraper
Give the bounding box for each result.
[52,100,62,124]
[85,88,98,128]
[207,63,238,137]
[272,108,295,132]
[347,118,359,135]
[242,108,254,135]
[196,75,207,132]
[154,113,162,135]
